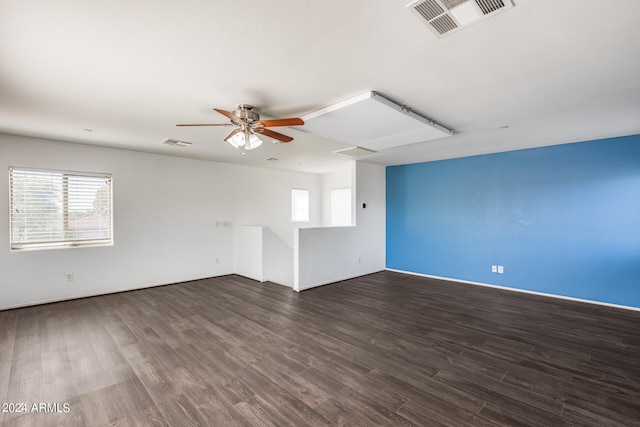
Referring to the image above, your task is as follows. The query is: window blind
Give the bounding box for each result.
[291,189,309,222]
[9,167,113,250]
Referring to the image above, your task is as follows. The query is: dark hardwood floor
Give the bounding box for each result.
[2,271,640,426]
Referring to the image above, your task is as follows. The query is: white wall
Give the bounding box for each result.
[263,227,294,286]
[294,161,386,291]
[232,226,295,287]
[233,226,264,282]
[232,166,321,247]
[0,134,320,309]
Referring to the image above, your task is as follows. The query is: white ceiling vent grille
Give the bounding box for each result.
[162,138,192,147]
[333,146,377,157]
[431,14,457,34]
[414,0,444,21]
[407,0,514,37]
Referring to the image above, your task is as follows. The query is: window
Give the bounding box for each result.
[291,189,309,222]
[330,188,352,226]
[9,167,113,250]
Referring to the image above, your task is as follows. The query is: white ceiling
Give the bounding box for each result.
[1,0,639,174]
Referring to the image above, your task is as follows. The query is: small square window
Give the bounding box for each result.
[291,189,309,222]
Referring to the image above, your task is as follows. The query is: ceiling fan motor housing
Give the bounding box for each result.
[234,104,259,123]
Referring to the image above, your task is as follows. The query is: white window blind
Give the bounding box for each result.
[331,188,352,226]
[291,189,309,222]
[9,167,113,250]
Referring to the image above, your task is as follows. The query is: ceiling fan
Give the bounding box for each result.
[177,104,304,150]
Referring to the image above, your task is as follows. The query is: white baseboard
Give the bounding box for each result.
[0,275,222,312]
[296,276,351,292]
[1,287,164,312]
[385,268,640,313]
[296,270,385,292]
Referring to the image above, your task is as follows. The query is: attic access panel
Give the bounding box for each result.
[301,91,451,151]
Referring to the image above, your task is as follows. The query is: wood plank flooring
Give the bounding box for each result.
[2,271,640,426]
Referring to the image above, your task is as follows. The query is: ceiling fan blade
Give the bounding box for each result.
[176,123,234,126]
[214,108,245,124]
[258,128,293,143]
[256,118,304,127]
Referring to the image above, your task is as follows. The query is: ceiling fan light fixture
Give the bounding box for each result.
[226,132,246,148]
[225,131,263,150]
[245,133,263,150]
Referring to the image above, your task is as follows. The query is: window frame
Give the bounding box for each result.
[9,167,114,251]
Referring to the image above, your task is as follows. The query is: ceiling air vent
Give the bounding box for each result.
[333,147,377,157]
[162,138,192,147]
[407,0,514,37]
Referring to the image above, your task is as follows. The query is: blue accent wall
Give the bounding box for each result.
[386,134,640,308]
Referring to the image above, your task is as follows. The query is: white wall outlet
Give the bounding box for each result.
[491,265,497,273]
[66,273,74,282]
[497,265,504,274]
[357,256,361,264]
[215,257,220,264]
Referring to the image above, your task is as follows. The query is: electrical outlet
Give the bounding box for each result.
[497,265,504,274]
[491,265,497,273]
[215,258,220,264]
[357,256,361,264]
[66,273,74,282]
